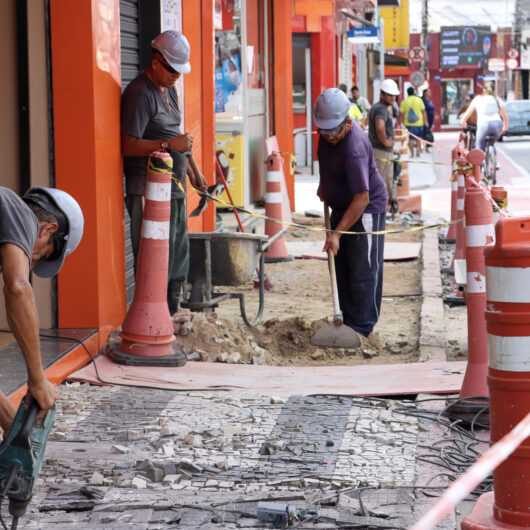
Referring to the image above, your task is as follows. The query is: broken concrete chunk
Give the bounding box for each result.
[89,471,105,486]
[111,445,130,455]
[163,474,181,484]
[136,460,165,483]
[132,476,148,489]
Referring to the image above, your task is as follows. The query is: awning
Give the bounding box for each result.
[385,65,411,76]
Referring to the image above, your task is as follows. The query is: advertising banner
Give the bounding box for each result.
[440,26,493,69]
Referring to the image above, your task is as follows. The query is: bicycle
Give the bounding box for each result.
[463,125,476,151]
[483,134,498,185]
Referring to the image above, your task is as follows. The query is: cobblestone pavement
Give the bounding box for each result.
[8,384,474,529]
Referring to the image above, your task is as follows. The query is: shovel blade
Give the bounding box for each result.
[310,323,361,349]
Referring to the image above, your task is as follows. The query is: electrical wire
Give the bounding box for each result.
[308,394,491,499]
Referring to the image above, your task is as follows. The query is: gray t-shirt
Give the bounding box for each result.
[0,187,38,268]
[121,73,187,197]
[368,102,394,152]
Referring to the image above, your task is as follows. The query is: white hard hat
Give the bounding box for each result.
[380,79,400,96]
[152,31,191,74]
[23,187,85,278]
[313,88,351,130]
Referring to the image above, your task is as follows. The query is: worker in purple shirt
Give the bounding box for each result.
[315,88,388,338]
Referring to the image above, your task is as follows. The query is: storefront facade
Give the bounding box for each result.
[0,0,295,351]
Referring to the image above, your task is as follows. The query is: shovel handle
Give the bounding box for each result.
[324,203,343,325]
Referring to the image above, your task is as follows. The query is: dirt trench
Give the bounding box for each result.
[177,217,423,367]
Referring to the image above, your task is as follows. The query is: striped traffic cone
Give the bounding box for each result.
[444,147,467,306]
[491,186,508,226]
[108,152,186,367]
[462,215,530,528]
[264,152,292,263]
[446,149,495,425]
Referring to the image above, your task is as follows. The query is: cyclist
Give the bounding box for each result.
[460,84,509,152]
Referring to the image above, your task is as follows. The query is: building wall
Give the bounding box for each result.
[0,1,19,193]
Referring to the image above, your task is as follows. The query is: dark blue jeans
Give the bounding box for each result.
[331,211,385,337]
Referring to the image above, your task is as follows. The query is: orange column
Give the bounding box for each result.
[200,0,215,232]
[183,0,215,233]
[50,0,126,332]
[272,0,295,211]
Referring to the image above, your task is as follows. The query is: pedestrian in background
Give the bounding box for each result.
[351,85,371,117]
[315,88,388,339]
[400,86,427,158]
[422,88,435,152]
[338,83,363,123]
[121,31,207,320]
[368,79,400,206]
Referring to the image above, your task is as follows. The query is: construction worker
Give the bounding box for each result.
[339,84,363,123]
[400,86,428,157]
[315,88,388,338]
[121,31,206,317]
[0,186,84,432]
[350,85,371,116]
[368,79,400,206]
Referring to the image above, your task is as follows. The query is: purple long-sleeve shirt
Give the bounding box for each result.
[318,123,388,214]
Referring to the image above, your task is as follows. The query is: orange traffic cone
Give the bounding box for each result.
[491,186,508,226]
[461,149,495,398]
[462,216,530,529]
[108,152,185,367]
[445,146,467,306]
[264,152,292,263]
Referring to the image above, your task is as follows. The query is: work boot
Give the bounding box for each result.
[167,280,184,316]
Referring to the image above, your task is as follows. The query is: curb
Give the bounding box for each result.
[418,229,447,362]
[9,331,100,407]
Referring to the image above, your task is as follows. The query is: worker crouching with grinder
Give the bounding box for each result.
[315,88,387,339]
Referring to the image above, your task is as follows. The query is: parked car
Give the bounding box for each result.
[501,99,530,139]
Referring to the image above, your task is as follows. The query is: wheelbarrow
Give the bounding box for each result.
[182,229,287,326]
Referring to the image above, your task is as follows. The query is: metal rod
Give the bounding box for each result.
[215,158,245,232]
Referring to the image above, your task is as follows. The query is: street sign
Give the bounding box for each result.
[508,48,519,59]
[488,58,505,72]
[506,58,518,70]
[410,70,426,87]
[408,46,426,62]
[347,26,379,44]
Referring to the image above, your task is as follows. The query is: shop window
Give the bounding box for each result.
[441,79,473,127]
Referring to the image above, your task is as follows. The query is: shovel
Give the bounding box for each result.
[311,203,361,349]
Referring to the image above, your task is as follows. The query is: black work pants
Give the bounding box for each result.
[331,211,385,337]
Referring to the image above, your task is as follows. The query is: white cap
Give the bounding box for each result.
[152,31,191,74]
[313,88,351,130]
[380,79,400,96]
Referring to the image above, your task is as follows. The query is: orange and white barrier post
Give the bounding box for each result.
[445,147,467,306]
[459,149,495,399]
[460,215,530,529]
[264,152,292,263]
[445,145,460,242]
[490,186,508,226]
[108,152,185,367]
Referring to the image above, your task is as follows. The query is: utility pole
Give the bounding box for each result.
[513,0,523,98]
[421,0,429,78]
